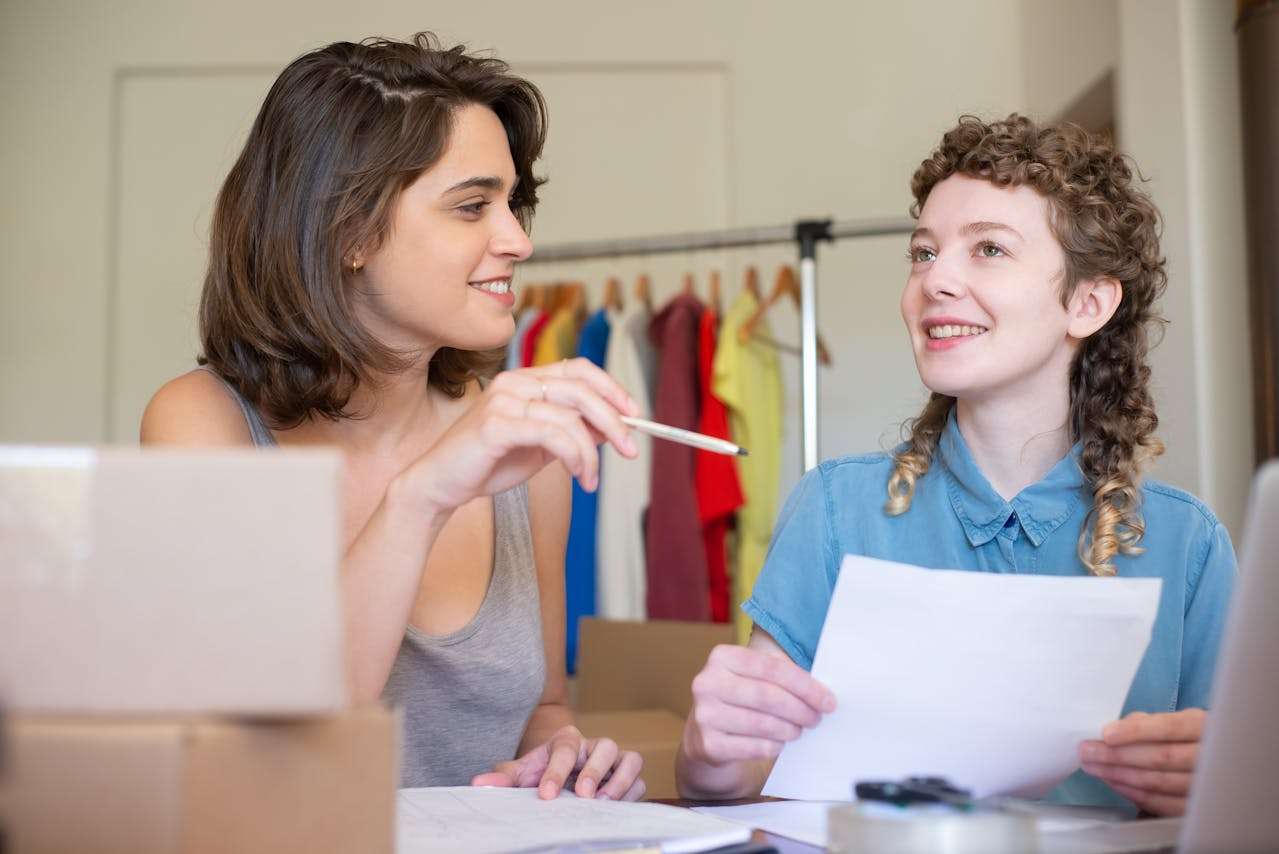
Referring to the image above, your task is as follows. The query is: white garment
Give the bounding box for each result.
[596,304,654,620]
[506,307,542,372]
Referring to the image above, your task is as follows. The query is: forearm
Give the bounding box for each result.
[675,740,772,800]
[519,701,576,755]
[342,474,452,702]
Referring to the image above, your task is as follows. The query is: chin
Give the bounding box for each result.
[916,370,975,401]
[444,319,516,352]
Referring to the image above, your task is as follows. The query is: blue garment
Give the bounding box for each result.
[743,410,1236,813]
[564,309,611,673]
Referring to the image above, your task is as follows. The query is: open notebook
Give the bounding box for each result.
[396,787,751,854]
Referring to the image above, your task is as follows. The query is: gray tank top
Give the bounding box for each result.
[202,367,547,786]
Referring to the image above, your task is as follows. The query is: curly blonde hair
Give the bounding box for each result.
[886,114,1167,576]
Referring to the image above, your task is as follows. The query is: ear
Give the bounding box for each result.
[1067,276,1122,339]
[345,248,367,274]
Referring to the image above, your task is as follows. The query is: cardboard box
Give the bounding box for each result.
[573,618,734,799]
[0,447,347,715]
[574,708,686,800]
[2,705,398,854]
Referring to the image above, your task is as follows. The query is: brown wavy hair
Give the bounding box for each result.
[198,32,547,428]
[886,114,1167,576]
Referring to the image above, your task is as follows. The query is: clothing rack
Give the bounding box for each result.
[525,217,915,471]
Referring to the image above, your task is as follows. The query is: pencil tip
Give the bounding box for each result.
[737,448,750,457]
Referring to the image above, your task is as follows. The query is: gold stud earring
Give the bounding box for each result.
[351,259,360,275]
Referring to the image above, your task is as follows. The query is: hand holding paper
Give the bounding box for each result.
[764,555,1161,801]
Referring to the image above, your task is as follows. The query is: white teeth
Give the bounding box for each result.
[470,279,511,295]
[928,324,988,339]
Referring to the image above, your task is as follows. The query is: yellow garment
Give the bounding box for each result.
[712,291,783,644]
[533,307,579,366]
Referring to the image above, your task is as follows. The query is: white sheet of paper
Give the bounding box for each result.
[693,801,836,847]
[764,555,1161,801]
[396,787,751,854]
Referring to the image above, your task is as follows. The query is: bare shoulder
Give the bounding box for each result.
[139,369,254,446]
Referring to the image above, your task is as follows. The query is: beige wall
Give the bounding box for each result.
[1021,0,1118,121]
[1116,0,1253,537]
[0,0,1253,534]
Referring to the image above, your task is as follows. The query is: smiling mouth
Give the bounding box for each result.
[468,279,511,295]
[927,324,988,340]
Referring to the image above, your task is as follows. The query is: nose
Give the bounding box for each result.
[920,251,966,301]
[491,207,533,262]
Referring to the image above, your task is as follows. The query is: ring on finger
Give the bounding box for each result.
[540,382,549,401]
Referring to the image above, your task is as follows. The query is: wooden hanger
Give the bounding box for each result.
[743,266,762,301]
[603,276,624,311]
[708,270,722,315]
[516,283,541,314]
[682,272,696,298]
[738,265,832,365]
[634,273,652,311]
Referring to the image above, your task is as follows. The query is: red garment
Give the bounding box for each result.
[694,308,745,622]
[520,311,550,367]
[645,294,710,621]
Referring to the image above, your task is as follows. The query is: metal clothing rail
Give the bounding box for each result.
[525,216,916,471]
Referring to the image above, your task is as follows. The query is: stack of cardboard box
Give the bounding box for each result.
[573,618,734,800]
[0,449,399,854]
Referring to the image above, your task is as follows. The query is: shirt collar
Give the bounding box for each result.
[936,409,1085,547]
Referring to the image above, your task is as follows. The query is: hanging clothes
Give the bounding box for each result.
[645,293,710,621]
[596,303,654,621]
[521,311,551,368]
[694,306,744,623]
[563,308,610,673]
[533,305,579,366]
[507,306,543,372]
[714,289,783,643]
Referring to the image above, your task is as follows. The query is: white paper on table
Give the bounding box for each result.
[764,555,1161,801]
[693,801,837,847]
[396,787,752,854]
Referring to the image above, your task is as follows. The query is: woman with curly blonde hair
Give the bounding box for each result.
[677,115,1237,816]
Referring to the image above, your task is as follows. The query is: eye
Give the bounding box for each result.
[458,201,490,217]
[977,241,1007,258]
[908,245,936,263]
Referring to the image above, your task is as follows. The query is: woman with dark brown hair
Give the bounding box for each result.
[676,115,1237,816]
[142,33,646,800]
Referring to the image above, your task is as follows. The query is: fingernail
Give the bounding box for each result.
[822,694,837,713]
[579,780,596,798]
[623,437,638,456]
[597,792,611,800]
[539,781,557,799]
[1081,744,1101,762]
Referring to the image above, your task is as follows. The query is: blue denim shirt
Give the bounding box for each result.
[744,412,1236,813]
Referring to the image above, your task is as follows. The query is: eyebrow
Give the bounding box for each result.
[961,221,1023,240]
[442,175,518,195]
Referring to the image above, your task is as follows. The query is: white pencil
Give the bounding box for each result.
[620,415,749,457]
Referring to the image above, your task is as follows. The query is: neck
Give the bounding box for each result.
[309,353,446,455]
[954,384,1073,501]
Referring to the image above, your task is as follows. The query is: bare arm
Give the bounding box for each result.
[519,461,576,752]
